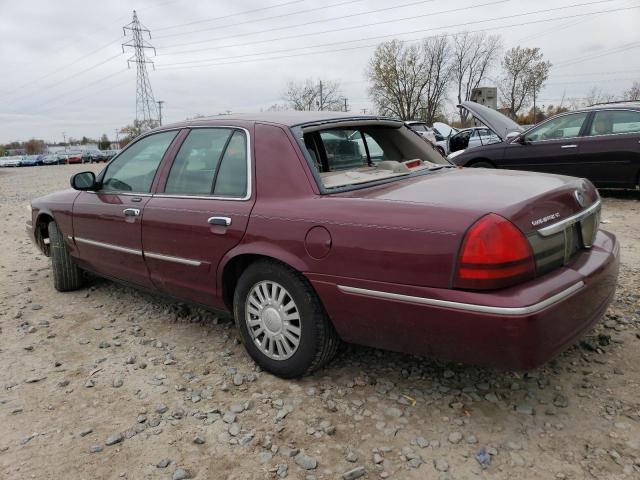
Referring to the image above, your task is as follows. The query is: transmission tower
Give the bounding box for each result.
[122,10,159,127]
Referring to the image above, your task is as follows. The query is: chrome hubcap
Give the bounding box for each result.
[245,281,301,360]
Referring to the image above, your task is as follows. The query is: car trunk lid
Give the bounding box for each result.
[457,101,523,141]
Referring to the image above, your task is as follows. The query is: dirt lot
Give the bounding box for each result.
[1,164,639,480]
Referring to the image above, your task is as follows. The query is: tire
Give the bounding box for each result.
[470,161,494,168]
[233,260,340,378]
[48,222,84,292]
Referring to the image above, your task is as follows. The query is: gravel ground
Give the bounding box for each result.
[1,164,639,480]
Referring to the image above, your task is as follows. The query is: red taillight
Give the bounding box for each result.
[454,213,535,290]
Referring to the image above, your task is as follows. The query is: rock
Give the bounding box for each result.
[173,468,192,480]
[193,434,205,444]
[295,452,317,470]
[373,452,383,464]
[276,464,289,478]
[448,432,463,444]
[258,452,273,463]
[31,304,42,310]
[112,378,124,388]
[79,428,93,437]
[223,411,236,424]
[155,404,168,414]
[484,393,499,403]
[228,423,240,436]
[25,376,47,384]
[553,394,569,408]
[416,436,429,448]
[233,373,243,386]
[105,432,123,446]
[342,466,366,480]
[434,458,449,472]
[515,403,534,415]
[89,445,103,453]
[346,451,358,462]
[157,458,171,468]
[385,406,403,418]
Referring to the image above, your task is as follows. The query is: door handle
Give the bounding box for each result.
[123,208,140,217]
[208,216,231,226]
[560,144,577,149]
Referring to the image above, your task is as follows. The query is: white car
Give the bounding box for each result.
[448,127,501,155]
[431,122,458,156]
[405,121,438,146]
[0,156,23,167]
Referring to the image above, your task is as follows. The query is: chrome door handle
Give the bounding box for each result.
[208,216,231,226]
[123,208,140,217]
[560,144,577,149]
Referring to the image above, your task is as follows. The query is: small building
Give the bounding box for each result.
[471,87,498,110]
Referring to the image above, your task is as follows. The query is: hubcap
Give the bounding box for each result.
[245,281,301,360]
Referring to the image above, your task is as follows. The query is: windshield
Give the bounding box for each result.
[300,124,450,191]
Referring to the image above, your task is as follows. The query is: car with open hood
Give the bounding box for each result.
[26,112,619,378]
[449,101,640,189]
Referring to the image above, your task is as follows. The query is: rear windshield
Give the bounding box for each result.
[298,124,449,191]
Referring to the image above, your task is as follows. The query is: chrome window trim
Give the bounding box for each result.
[161,126,252,201]
[85,192,153,197]
[537,199,601,237]
[337,281,585,315]
[144,251,202,266]
[523,111,591,144]
[74,236,142,255]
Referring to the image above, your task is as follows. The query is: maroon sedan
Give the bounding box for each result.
[26,112,619,378]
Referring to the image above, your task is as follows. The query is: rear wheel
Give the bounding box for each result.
[470,161,494,168]
[48,222,84,292]
[233,260,339,378]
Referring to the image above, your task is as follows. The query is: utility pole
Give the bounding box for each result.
[319,80,323,111]
[533,87,536,124]
[343,97,348,112]
[114,129,120,148]
[123,11,159,128]
[156,100,165,126]
[361,108,367,115]
[62,132,66,148]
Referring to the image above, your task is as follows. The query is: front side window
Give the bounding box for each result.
[101,131,177,193]
[525,113,589,142]
[589,110,640,136]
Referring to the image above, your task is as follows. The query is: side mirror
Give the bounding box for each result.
[71,171,98,191]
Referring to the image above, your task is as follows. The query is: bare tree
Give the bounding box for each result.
[367,39,452,121]
[283,78,344,111]
[583,86,618,107]
[625,81,640,101]
[420,36,453,124]
[451,32,502,122]
[499,46,551,118]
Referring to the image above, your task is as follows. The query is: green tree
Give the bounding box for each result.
[98,133,110,150]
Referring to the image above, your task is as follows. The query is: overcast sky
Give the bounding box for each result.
[1,0,639,143]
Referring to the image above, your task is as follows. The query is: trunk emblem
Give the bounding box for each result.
[574,189,585,208]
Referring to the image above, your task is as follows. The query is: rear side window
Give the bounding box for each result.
[102,131,177,193]
[589,110,640,135]
[165,128,232,195]
[213,131,248,197]
[164,128,248,197]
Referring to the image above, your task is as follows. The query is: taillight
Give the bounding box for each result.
[454,214,535,290]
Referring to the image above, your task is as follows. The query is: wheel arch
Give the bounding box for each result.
[35,211,55,256]
[467,158,497,168]
[218,247,311,311]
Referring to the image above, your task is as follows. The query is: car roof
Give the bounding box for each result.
[157,111,398,130]
[578,101,640,111]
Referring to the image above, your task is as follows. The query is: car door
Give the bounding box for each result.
[141,126,255,308]
[499,111,590,176]
[71,130,179,288]
[577,109,640,188]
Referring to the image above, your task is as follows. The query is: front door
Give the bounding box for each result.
[499,111,590,176]
[72,130,179,288]
[141,127,255,308]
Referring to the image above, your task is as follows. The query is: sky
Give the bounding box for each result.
[0,0,639,143]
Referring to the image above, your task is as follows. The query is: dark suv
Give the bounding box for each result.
[449,101,640,189]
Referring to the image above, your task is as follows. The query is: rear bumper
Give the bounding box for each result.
[309,230,620,370]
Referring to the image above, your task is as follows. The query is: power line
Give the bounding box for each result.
[155,3,637,70]
[156,0,615,56]
[156,0,451,49]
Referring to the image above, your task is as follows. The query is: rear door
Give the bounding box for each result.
[499,111,590,175]
[72,130,179,288]
[578,109,640,188]
[141,126,255,308]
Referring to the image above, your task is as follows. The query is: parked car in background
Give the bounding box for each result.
[0,156,23,167]
[449,101,640,189]
[431,122,458,156]
[82,150,109,163]
[27,112,619,378]
[449,126,502,154]
[102,149,120,160]
[405,121,438,145]
[21,155,37,166]
[42,154,61,165]
[65,151,84,164]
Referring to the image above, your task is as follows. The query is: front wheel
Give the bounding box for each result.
[48,222,84,292]
[233,260,339,378]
